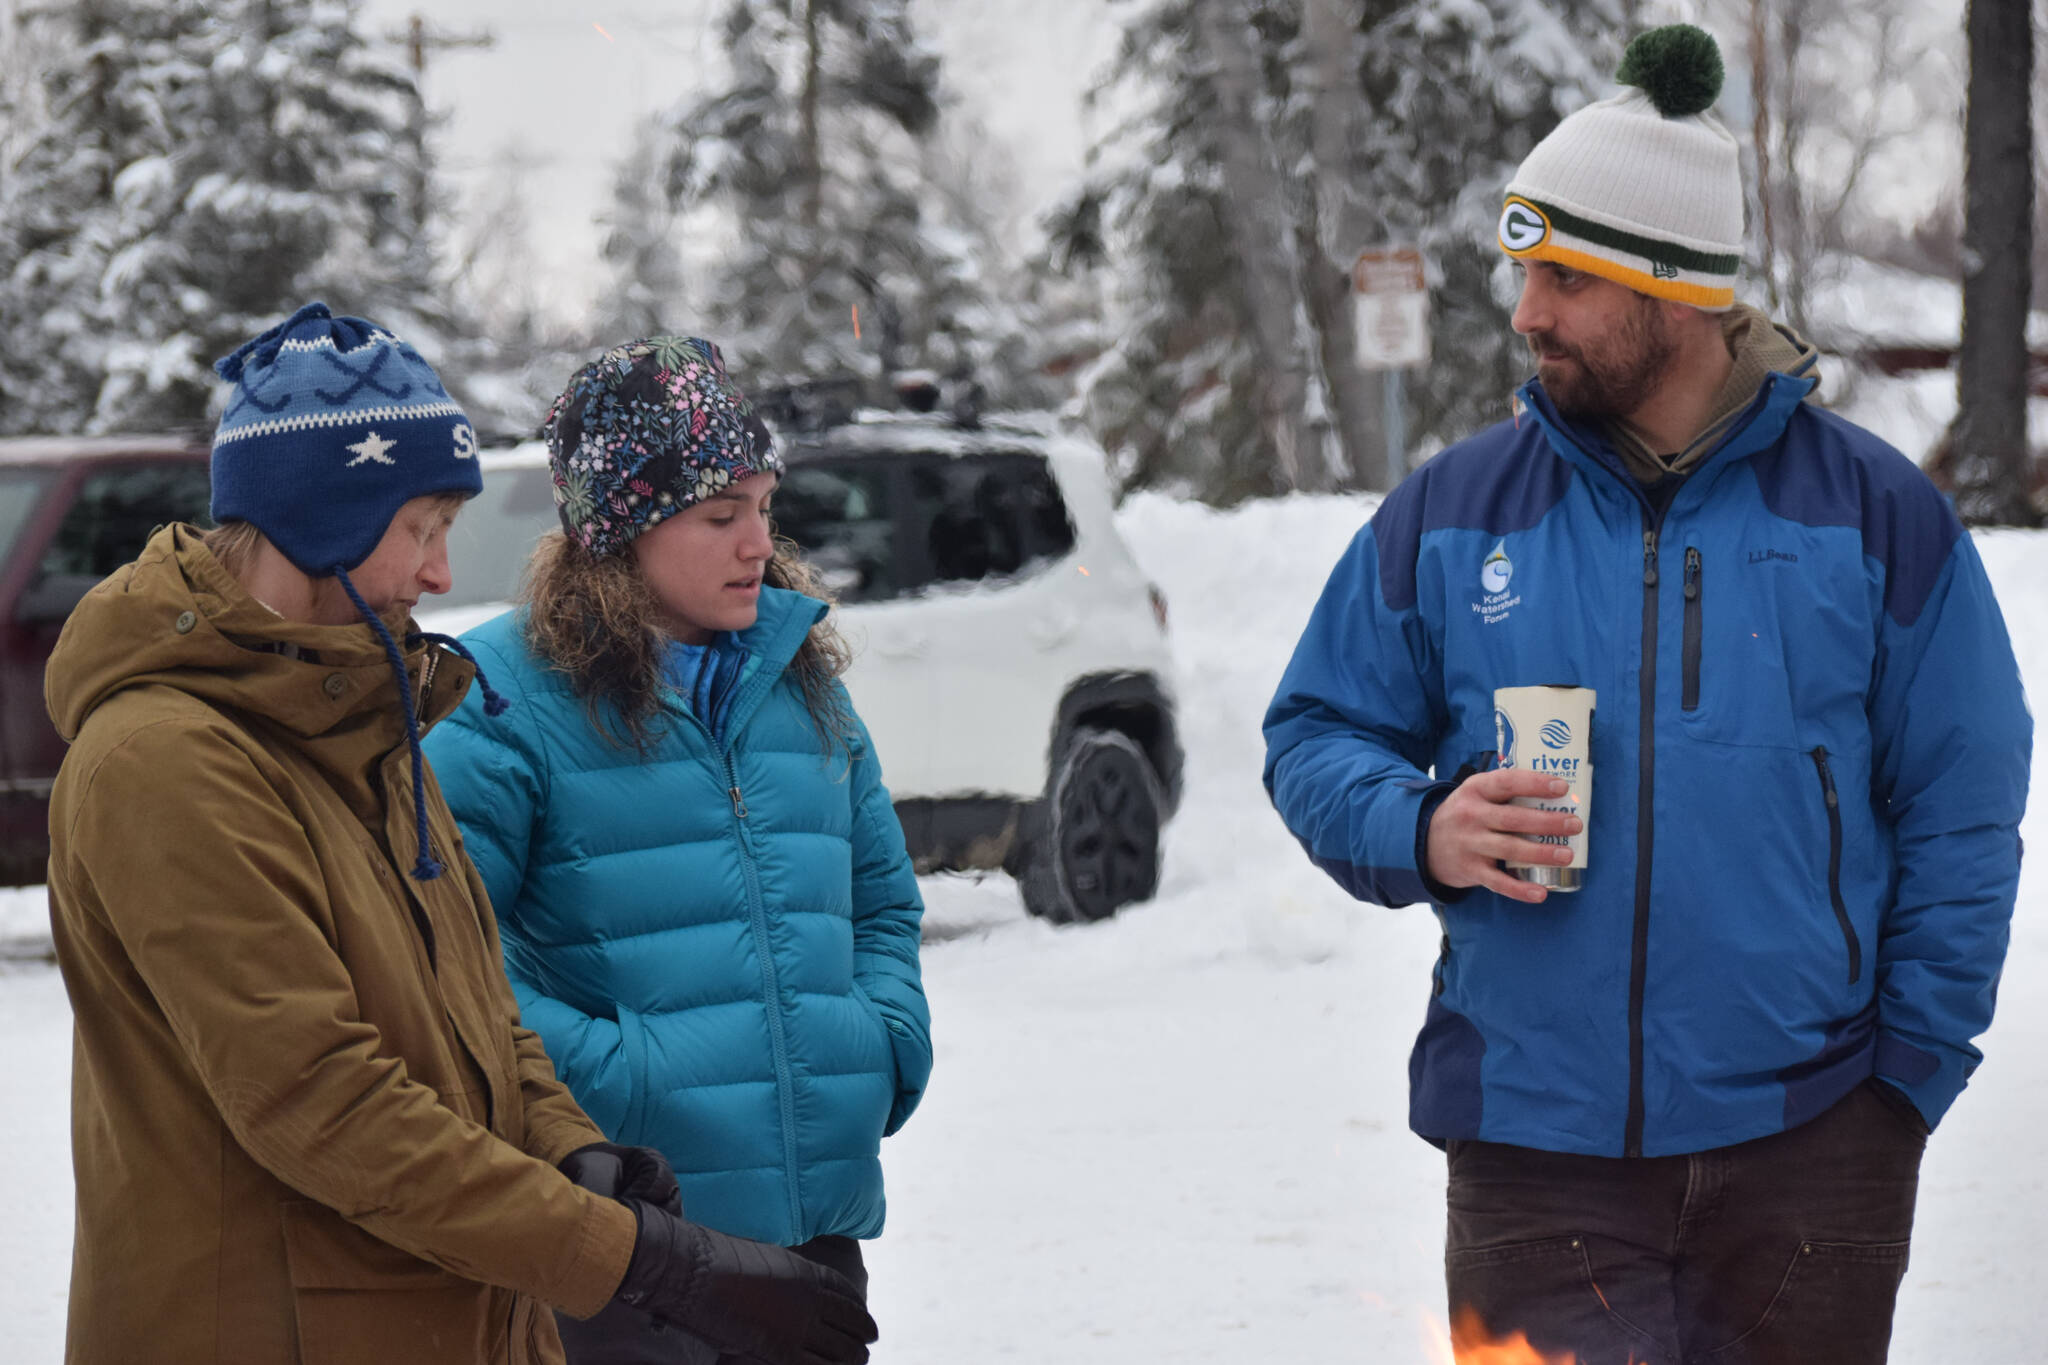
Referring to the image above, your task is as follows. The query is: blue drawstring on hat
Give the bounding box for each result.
[334,568,444,881]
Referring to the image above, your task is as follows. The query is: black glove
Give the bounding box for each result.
[559,1141,683,1216]
[615,1200,877,1365]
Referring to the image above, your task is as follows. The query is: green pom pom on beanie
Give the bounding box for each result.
[1616,24,1725,118]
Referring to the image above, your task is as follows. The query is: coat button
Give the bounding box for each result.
[323,674,348,699]
[173,610,197,634]
[887,1019,908,1036]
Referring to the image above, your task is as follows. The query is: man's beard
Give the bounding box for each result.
[1528,295,1678,424]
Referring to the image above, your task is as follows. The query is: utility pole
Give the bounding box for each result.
[384,13,494,236]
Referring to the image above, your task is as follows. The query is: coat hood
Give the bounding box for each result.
[46,523,471,750]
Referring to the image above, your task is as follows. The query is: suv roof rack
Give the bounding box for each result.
[755,369,988,434]
[752,376,867,433]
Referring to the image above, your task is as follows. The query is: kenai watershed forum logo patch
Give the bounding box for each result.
[1476,540,1521,626]
[1481,541,1513,593]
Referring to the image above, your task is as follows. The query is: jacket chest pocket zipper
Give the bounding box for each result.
[1808,747,1862,984]
[1681,547,1703,712]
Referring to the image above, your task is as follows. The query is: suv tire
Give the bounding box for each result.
[1017,728,1167,923]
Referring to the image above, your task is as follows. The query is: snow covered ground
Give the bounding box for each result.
[4,491,2046,1359]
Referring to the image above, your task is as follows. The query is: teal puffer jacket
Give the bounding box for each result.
[424,587,931,1247]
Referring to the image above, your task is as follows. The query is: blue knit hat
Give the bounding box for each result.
[542,336,781,558]
[210,302,495,884]
[210,301,484,575]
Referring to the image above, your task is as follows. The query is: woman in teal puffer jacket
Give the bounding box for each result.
[425,337,931,1365]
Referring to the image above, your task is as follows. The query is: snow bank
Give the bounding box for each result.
[4,490,2044,1360]
[878,492,2048,1362]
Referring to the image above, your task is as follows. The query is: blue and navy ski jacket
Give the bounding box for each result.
[425,587,931,1245]
[1264,372,2030,1159]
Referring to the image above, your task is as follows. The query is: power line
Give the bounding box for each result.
[381,13,495,80]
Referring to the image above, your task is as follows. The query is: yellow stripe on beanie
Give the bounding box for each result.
[1520,242,1736,310]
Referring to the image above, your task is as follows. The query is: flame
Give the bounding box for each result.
[852,304,862,340]
[1425,1308,1578,1365]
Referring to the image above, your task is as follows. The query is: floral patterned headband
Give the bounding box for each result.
[541,336,783,558]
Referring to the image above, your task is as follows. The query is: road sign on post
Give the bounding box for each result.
[1353,246,1429,370]
[1353,246,1429,481]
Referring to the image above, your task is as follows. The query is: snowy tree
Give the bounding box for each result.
[593,116,689,343]
[0,0,453,435]
[434,143,596,444]
[1049,0,1622,503]
[1720,0,1961,342]
[658,0,1042,406]
[1048,0,1312,503]
[1348,0,1628,447]
[0,0,64,177]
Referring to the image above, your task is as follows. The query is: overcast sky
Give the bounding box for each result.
[355,0,1123,325]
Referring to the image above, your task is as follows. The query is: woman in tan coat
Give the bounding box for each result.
[42,304,875,1365]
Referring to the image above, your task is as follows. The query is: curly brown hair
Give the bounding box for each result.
[519,531,854,755]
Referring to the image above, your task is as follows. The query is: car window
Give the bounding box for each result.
[0,467,55,566]
[37,462,212,579]
[908,452,1075,589]
[438,464,560,610]
[1004,456,1078,563]
[775,460,902,603]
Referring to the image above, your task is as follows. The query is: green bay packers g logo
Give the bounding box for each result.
[1499,199,1551,254]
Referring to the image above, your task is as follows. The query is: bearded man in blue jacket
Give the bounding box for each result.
[1263,26,2030,1365]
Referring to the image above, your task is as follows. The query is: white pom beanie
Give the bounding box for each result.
[1498,25,1744,311]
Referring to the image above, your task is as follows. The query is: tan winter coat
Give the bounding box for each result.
[44,525,637,1365]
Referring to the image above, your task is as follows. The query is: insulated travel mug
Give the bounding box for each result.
[1493,684,1595,891]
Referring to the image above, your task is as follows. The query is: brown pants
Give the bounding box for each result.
[1445,1080,1927,1365]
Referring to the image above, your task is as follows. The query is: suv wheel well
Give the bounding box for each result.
[1048,672,1182,812]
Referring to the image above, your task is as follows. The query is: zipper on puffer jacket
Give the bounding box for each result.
[1808,747,1862,985]
[1681,547,1703,712]
[718,735,806,1243]
[1625,518,1662,1159]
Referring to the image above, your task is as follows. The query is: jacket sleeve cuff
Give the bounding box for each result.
[1874,1029,1969,1132]
[525,1115,611,1170]
[550,1192,639,1321]
[884,1019,933,1136]
[1414,782,1468,905]
[1297,778,1453,908]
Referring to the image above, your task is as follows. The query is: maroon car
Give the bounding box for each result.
[1,435,212,884]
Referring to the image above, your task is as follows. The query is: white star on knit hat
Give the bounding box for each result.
[345,431,397,467]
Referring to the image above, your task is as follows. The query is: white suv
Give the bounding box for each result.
[424,410,1181,924]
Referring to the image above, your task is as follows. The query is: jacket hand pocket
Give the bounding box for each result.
[280,1201,493,1365]
[848,981,896,1082]
[851,981,930,1135]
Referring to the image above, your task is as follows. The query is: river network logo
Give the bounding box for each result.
[1541,719,1572,750]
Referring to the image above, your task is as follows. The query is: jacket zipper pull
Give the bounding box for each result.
[729,785,748,819]
[1642,530,1659,587]
[1812,747,1839,808]
[1684,546,1701,600]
